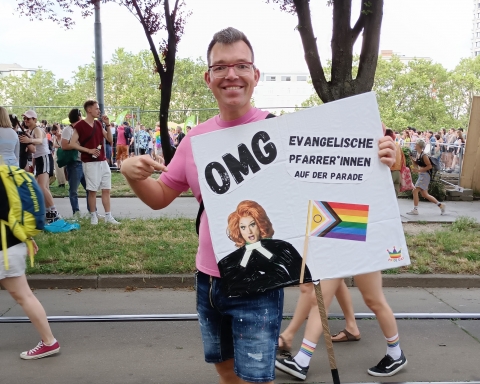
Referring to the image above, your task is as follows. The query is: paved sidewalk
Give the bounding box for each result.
[54,196,480,223]
[1,287,479,383]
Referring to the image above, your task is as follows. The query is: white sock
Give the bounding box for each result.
[293,338,316,368]
[90,212,96,218]
[105,212,112,218]
[386,334,401,360]
[413,206,418,210]
[44,338,57,346]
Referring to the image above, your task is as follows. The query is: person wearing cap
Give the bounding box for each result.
[407,139,446,216]
[19,110,60,224]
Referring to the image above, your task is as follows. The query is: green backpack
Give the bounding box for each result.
[0,164,45,270]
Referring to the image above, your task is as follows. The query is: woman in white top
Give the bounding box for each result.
[18,110,60,223]
[0,107,20,166]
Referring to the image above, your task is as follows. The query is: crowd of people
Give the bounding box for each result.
[396,126,467,173]
[0,26,470,382]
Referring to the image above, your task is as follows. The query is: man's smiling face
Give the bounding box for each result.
[204,41,260,118]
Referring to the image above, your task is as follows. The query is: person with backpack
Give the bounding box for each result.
[407,139,446,216]
[0,165,60,360]
[120,27,400,382]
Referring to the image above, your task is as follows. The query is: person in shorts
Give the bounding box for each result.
[407,139,446,216]
[18,110,59,223]
[0,177,60,360]
[120,28,397,383]
[115,122,129,169]
[68,100,120,225]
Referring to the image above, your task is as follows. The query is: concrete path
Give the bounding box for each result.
[1,287,479,383]
[54,196,480,223]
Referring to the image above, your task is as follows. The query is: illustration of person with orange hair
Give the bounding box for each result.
[218,200,312,296]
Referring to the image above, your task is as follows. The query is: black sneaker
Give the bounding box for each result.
[275,356,309,380]
[367,351,407,377]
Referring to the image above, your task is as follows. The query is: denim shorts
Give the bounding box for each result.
[195,271,283,383]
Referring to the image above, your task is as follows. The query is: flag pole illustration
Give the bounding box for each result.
[300,200,342,384]
[300,200,313,284]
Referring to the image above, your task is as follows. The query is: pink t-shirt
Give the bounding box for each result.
[160,107,270,277]
[116,126,127,145]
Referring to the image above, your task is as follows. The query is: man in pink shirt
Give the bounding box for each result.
[121,28,397,383]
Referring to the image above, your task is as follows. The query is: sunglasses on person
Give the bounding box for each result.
[23,117,32,121]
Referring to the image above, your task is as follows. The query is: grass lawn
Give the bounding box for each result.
[28,217,480,276]
[28,218,198,275]
[50,172,192,198]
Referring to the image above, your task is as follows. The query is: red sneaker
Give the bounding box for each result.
[20,340,60,360]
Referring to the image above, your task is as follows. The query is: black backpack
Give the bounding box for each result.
[124,126,133,142]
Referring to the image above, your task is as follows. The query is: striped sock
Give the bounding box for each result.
[293,339,316,368]
[386,333,401,360]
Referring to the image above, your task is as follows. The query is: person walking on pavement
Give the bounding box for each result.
[121,27,398,383]
[0,177,60,360]
[407,139,446,216]
[68,100,120,225]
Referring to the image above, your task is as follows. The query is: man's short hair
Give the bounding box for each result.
[68,108,82,124]
[458,128,464,132]
[84,99,98,111]
[207,27,255,66]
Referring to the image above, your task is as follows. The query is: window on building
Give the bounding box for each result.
[477,32,480,38]
[281,76,291,81]
[297,75,307,81]
[476,41,480,47]
[266,76,276,81]
[476,51,480,56]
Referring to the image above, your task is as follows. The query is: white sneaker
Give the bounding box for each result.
[90,214,98,225]
[105,215,120,225]
[406,209,419,215]
[96,212,105,219]
[439,203,446,215]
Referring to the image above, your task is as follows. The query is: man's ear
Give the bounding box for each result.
[204,71,212,90]
[253,67,260,85]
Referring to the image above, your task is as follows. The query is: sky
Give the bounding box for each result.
[0,0,474,81]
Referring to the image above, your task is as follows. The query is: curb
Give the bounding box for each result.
[22,273,480,290]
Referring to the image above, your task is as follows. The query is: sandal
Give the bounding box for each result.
[331,329,361,342]
[277,334,292,357]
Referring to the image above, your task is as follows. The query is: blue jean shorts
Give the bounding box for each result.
[195,270,284,383]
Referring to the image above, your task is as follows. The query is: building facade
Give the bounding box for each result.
[0,63,37,78]
[473,0,480,57]
[253,72,313,114]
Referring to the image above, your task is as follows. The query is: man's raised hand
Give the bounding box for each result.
[378,136,396,168]
[121,155,167,181]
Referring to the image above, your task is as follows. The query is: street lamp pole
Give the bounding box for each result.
[94,0,105,115]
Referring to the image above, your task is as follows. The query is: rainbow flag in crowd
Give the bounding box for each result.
[308,201,369,242]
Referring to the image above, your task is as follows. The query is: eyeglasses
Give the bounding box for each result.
[208,62,254,78]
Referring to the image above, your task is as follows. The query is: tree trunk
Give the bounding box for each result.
[160,72,174,164]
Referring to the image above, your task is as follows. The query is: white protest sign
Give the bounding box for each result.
[191,92,410,296]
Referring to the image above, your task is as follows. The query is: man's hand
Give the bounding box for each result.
[101,114,110,126]
[19,135,32,144]
[378,136,396,168]
[121,155,167,181]
[31,239,39,254]
[89,148,101,157]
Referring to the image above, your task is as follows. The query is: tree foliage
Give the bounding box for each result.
[0,49,216,127]
[301,55,480,131]
[14,0,190,164]
[268,0,384,102]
